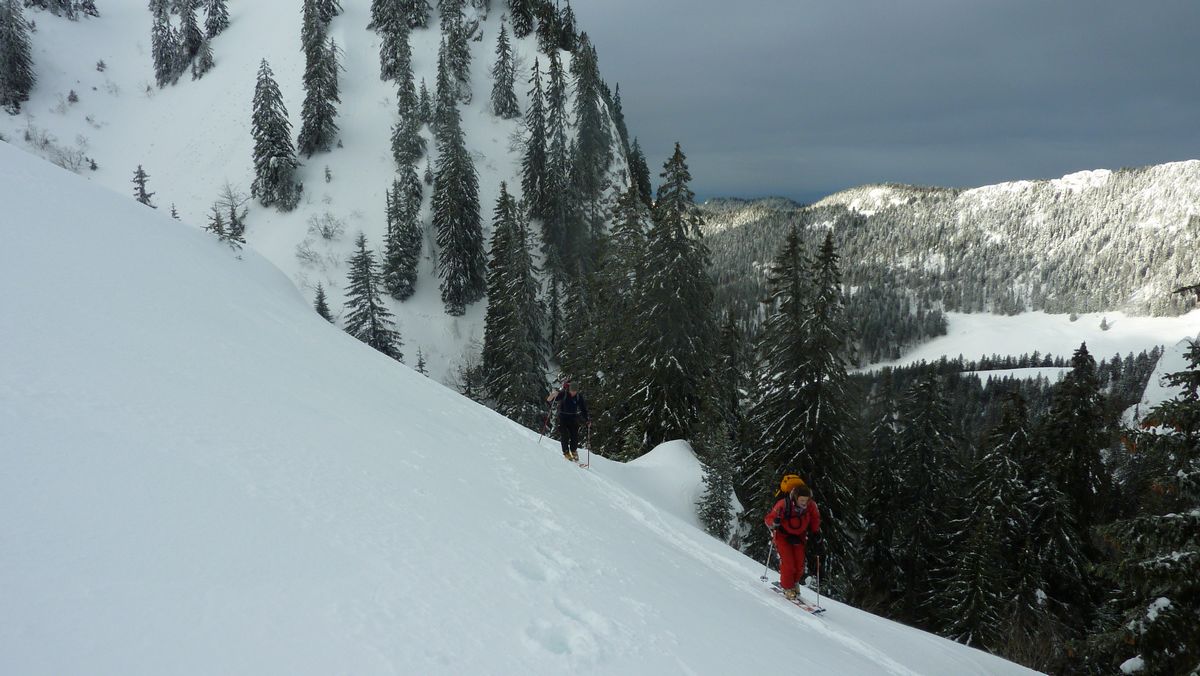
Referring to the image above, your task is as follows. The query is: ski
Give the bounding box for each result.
[770,582,827,615]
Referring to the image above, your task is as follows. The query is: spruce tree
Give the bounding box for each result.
[391,96,426,168]
[400,0,431,29]
[541,51,573,275]
[415,347,429,375]
[893,375,960,626]
[432,96,486,315]
[297,0,341,158]
[178,0,204,63]
[0,0,36,113]
[204,0,229,38]
[382,173,423,301]
[696,424,736,541]
[569,36,611,200]
[250,59,302,210]
[378,4,413,82]
[508,0,534,38]
[432,39,455,137]
[132,165,156,207]
[628,138,653,208]
[1098,341,1199,675]
[856,396,905,613]
[481,183,546,428]
[418,78,433,125]
[940,393,1027,650]
[444,7,472,103]
[1043,342,1111,536]
[489,18,519,118]
[610,82,630,155]
[344,233,404,361]
[622,144,717,456]
[314,283,334,322]
[556,0,576,51]
[534,0,558,53]
[520,58,549,221]
[150,9,180,87]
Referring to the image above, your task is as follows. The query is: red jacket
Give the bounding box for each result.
[765,498,821,540]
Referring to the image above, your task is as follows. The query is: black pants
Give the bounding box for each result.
[559,418,581,456]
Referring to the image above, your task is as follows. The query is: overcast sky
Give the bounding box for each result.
[571,0,1200,203]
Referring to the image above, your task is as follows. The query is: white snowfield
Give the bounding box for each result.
[0,145,1039,675]
[869,311,1200,372]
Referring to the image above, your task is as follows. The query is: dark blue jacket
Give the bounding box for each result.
[552,390,589,421]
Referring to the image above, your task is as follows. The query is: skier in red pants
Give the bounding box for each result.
[765,476,822,600]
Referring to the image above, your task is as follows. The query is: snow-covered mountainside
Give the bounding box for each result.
[0,129,1039,675]
[704,161,1200,320]
[1,0,625,382]
[1125,334,1200,424]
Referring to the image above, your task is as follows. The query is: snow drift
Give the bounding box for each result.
[0,142,1037,675]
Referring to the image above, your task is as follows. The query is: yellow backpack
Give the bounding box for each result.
[777,474,806,496]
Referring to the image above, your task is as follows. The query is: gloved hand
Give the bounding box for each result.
[771,517,782,530]
[808,531,825,555]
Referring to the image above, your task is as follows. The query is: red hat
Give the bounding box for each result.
[562,380,570,389]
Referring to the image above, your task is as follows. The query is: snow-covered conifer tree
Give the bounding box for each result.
[0,0,36,113]
[250,60,302,210]
[432,94,485,315]
[132,165,156,208]
[343,233,404,361]
[489,19,519,118]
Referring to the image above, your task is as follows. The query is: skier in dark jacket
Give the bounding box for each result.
[546,380,589,461]
[765,475,822,600]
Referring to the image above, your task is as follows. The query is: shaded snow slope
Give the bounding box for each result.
[0,144,1037,675]
[2,0,624,382]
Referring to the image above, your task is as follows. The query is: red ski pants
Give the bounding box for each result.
[774,535,807,590]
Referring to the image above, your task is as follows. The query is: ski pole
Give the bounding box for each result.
[537,404,552,445]
[760,538,777,582]
[583,421,592,468]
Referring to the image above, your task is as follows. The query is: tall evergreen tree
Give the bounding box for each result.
[541,51,574,275]
[628,137,653,208]
[556,0,576,51]
[568,34,612,265]
[177,0,204,63]
[856,396,905,613]
[150,9,180,87]
[378,3,414,83]
[533,0,558,53]
[481,183,546,428]
[314,283,334,322]
[520,58,550,221]
[940,393,1027,649]
[444,6,472,103]
[622,144,718,456]
[382,172,423,301]
[432,96,486,315]
[297,1,341,158]
[893,376,960,626]
[489,18,519,118]
[432,39,455,137]
[132,165,156,207]
[696,423,736,541]
[610,82,630,155]
[418,77,433,125]
[250,59,302,210]
[317,0,342,23]
[1043,342,1111,536]
[0,0,36,113]
[204,0,229,37]
[343,232,404,361]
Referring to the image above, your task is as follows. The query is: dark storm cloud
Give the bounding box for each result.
[571,0,1200,202]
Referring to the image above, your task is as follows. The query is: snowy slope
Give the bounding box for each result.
[0,141,1037,675]
[2,0,623,383]
[1124,335,1199,424]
